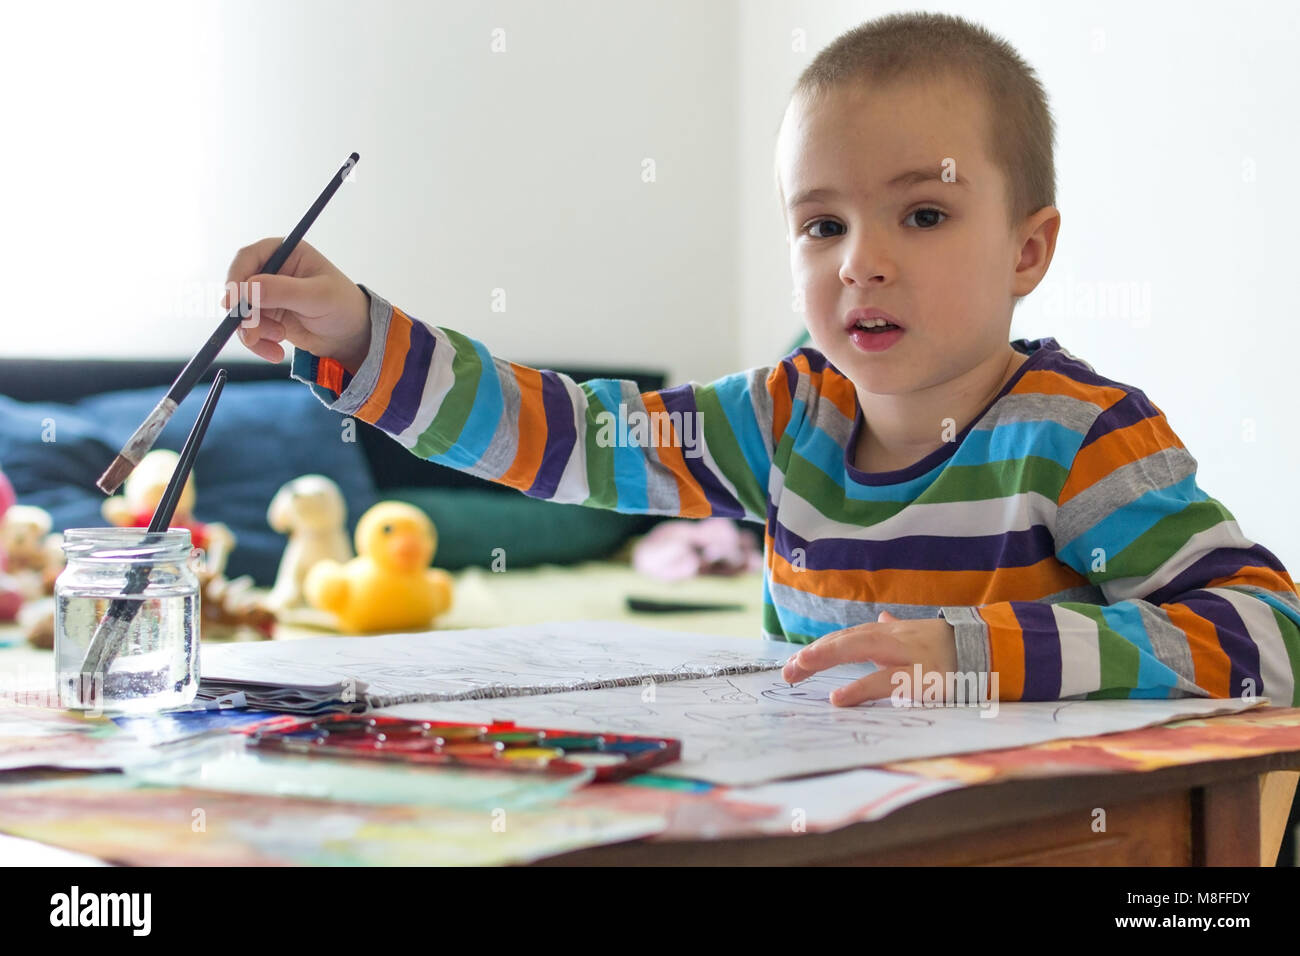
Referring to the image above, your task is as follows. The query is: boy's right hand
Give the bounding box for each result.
[224,238,372,373]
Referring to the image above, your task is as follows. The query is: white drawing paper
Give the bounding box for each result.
[200,619,1264,786]
[373,667,1265,786]
[199,620,791,711]
[720,768,966,833]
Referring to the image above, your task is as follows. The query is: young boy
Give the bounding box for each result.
[226,12,1300,707]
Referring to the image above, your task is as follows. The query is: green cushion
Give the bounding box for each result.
[383,486,657,571]
[787,328,812,352]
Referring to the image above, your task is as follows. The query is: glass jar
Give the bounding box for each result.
[55,528,200,713]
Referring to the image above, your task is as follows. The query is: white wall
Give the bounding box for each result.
[3,0,1296,568]
[736,0,1300,570]
[1,0,741,385]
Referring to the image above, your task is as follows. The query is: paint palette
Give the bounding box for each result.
[246,715,681,783]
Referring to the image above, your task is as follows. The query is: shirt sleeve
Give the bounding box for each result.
[940,389,1300,703]
[290,287,784,524]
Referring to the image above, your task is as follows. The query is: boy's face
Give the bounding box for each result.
[777,77,1040,395]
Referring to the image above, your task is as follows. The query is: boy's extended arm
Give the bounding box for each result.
[940,390,1300,703]
[291,288,782,524]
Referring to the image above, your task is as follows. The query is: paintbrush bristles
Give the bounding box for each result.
[96,455,135,496]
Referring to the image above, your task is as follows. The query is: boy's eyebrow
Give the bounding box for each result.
[787,168,970,211]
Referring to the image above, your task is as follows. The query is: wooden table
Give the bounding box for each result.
[538,755,1300,866]
[4,604,1299,867]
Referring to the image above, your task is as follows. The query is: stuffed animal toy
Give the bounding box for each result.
[632,516,763,581]
[303,501,453,634]
[266,475,353,611]
[0,503,63,598]
[25,609,55,650]
[101,449,235,577]
[200,572,276,640]
[0,468,23,621]
[2,503,54,572]
[0,468,13,521]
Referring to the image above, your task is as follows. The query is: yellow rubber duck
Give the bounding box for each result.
[303,501,453,633]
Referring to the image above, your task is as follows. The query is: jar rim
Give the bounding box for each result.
[61,527,194,561]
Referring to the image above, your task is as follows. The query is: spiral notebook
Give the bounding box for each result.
[197,620,792,715]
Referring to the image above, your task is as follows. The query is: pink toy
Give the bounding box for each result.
[0,468,24,620]
[632,517,763,582]
[0,468,14,517]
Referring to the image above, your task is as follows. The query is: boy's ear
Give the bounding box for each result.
[1012,206,1062,298]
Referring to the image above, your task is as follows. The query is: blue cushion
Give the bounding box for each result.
[0,382,379,585]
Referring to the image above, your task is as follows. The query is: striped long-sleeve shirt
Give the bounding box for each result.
[293,288,1300,704]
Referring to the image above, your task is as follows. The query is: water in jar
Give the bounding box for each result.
[56,584,199,713]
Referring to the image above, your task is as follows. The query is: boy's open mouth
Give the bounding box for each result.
[843,307,903,332]
[845,308,905,352]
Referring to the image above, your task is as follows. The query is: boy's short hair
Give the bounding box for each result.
[777,11,1057,234]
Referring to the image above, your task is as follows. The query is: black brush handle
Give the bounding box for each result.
[80,371,229,685]
[164,153,360,407]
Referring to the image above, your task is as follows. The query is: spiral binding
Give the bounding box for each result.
[363,659,786,710]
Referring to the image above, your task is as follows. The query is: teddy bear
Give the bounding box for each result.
[0,503,63,599]
[100,449,235,577]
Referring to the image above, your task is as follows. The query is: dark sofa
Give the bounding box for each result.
[0,357,668,586]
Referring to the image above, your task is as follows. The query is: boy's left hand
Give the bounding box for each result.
[781,611,958,706]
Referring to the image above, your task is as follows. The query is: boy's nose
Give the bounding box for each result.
[839,235,893,287]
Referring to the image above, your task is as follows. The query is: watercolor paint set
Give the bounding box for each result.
[246,714,681,782]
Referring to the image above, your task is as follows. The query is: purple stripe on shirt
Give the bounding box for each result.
[1078,390,1162,449]
[1145,545,1287,606]
[658,384,745,518]
[374,319,436,435]
[1012,601,1063,699]
[771,523,1057,572]
[526,370,577,499]
[1170,589,1261,698]
[1034,345,1142,395]
[795,348,830,375]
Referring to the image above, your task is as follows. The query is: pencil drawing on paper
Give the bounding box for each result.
[375,666,1256,787]
[198,620,1258,786]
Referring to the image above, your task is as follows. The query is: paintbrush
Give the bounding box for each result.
[96,152,359,495]
[78,370,228,701]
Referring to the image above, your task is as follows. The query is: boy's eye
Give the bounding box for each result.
[904,207,947,229]
[801,207,947,239]
[803,219,845,239]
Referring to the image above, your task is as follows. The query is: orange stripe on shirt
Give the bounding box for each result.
[768,553,1087,608]
[641,390,710,517]
[1058,414,1185,505]
[1206,563,1300,595]
[1016,369,1128,407]
[356,308,414,422]
[497,363,548,491]
[1164,601,1232,697]
[318,357,345,395]
[821,368,859,422]
[769,365,793,448]
[979,602,1026,700]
